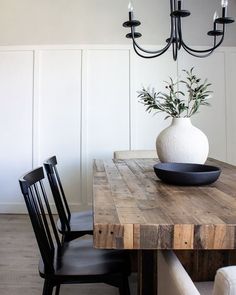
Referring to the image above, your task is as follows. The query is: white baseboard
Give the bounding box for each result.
[0,202,92,214]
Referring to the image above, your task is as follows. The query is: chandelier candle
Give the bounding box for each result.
[128,1,133,20]
[222,0,228,17]
[213,12,218,31]
[123,0,235,60]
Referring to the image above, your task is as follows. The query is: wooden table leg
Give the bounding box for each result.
[137,250,158,295]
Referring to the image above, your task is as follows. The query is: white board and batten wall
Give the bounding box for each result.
[0,45,235,213]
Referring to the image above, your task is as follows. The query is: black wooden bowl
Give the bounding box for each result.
[153,163,221,186]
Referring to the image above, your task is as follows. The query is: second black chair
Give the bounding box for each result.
[44,156,93,242]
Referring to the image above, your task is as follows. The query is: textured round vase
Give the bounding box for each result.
[156,118,209,164]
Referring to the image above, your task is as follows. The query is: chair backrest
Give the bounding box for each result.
[43,156,71,232]
[114,150,157,160]
[19,167,61,273]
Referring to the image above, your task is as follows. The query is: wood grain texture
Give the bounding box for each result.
[93,158,236,250]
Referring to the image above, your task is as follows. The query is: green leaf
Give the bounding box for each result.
[137,68,212,118]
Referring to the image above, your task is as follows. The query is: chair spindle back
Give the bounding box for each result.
[43,156,71,232]
[19,167,61,273]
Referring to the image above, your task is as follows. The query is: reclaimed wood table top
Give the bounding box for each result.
[93,158,236,250]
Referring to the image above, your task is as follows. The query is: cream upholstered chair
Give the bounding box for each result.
[211,266,236,295]
[114,150,157,159]
[158,250,236,295]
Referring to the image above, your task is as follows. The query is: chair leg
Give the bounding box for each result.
[42,280,54,295]
[118,275,130,295]
[55,284,61,295]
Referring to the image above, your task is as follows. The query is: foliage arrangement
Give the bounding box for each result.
[138,68,212,119]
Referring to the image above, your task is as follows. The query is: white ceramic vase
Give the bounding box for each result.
[156,118,209,164]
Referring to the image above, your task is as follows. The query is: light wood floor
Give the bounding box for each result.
[0,215,136,295]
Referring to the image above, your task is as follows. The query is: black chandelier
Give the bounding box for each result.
[123,0,235,60]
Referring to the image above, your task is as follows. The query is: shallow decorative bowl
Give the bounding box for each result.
[153,163,221,186]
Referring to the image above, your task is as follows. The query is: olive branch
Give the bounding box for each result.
[138,68,212,119]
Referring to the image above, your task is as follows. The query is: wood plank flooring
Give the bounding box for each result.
[0,215,136,295]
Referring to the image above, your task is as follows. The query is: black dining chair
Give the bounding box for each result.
[43,156,93,242]
[19,167,130,295]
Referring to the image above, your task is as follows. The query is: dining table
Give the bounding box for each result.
[92,157,236,295]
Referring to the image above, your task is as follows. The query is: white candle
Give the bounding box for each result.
[128,1,134,12]
[213,11,219,21]
[221,0,228,8]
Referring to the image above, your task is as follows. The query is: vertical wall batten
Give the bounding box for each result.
[223,52,228,163]
[32,50,40,168]
[79,50,84,205]
[81,49,89,207]
[128,49,132,151]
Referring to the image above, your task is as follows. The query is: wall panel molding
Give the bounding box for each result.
[84,49,130,203]
[0,45,235,213]
[0,50,34,213]
[36,49,82,205]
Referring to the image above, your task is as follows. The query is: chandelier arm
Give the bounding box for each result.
[181,43,214,58]
[176,16,182,50]
[178,19,213,57]
[129,0,176,55]
[178,17,225,53]
[181,34,225,54]
[172,42,178,61]
[176,17,182,50]
[172,17,179,60]
[132,42,174,59]
[213,36,216,48]
[177,16,183,43]
[130,26,174,55]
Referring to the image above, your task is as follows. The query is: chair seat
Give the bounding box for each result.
[39,238,128,279]
[57,210,93,234]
